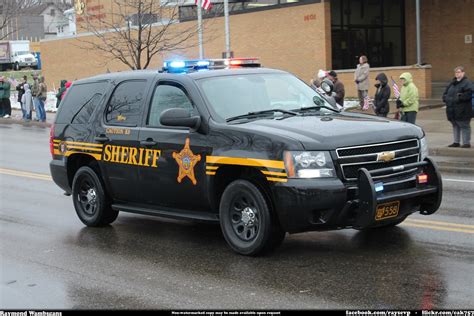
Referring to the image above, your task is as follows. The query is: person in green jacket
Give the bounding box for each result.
[0,77,12,118]
[56,80,67,108]
[396,72,419,124]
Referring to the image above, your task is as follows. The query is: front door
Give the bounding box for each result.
[138,81,210,211]
[99,79,150,203]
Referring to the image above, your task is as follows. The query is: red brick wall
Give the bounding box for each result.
[405,0,474,81]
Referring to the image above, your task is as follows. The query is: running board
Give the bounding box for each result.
[112,203,219,222]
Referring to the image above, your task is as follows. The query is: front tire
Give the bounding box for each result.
[72,166,118,227]
[219,180,285,256]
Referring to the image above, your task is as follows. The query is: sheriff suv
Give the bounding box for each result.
[50,59,442,256]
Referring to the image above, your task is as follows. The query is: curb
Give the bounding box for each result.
[419,103,445,111]
[438,166,474,175]
[430,147,474,158]
[0,118,52,128]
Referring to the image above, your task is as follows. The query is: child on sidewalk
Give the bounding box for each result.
[21,83,33,121]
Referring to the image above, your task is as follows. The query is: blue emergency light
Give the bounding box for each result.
[162,59,210,73]
[161,58,260,73]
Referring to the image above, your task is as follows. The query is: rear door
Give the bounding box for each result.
[97,79,150,203]
[137,80,210,211]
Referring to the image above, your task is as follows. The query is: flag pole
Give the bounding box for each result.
[224,0,230,57]
[197,0,204,59]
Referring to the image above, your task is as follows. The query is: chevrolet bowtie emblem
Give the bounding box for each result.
[377,151,395,162]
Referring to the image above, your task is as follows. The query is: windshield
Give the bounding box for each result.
[16,51,31,56]
[197,73,335,122]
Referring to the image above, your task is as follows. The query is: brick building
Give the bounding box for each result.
[41,0,473,98]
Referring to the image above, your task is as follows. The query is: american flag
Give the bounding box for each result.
[362,95,372,111]
[196,0,212,11]
[391,76,400,98]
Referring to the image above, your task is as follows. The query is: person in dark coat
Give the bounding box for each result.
[17,76,28,119]
[56,80,67,108]
[373,73,391,117]
[327,70,345,106]
[443,66,472,148]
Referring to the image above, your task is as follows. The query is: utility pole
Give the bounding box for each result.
[197,0,204,59]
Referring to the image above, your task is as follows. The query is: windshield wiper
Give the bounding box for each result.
[226,109,299,123]
[296,105,341,114]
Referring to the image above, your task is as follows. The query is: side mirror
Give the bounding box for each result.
[160,108,201,129]
[320,79,334,94]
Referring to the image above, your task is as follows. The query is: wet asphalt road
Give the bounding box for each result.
[0,123,473,310]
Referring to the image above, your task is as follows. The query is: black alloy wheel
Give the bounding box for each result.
[72,166,118,227]
[219,179,285,256]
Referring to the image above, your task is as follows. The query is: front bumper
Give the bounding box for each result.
[18,61,38,67]
[272,157,442,233]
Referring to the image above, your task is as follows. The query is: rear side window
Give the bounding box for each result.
[55,81,109,124]
[105,80,147,126]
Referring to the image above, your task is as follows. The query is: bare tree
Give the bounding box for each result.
[78,0,220,70]
[0,0,41,40]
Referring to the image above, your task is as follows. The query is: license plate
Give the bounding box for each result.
[375,201,400,221]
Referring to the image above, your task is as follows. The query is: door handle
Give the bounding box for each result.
[140,139,157,146]
[94,135,109,143]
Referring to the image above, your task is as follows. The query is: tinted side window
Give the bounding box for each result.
[105,80,147,126]
[55,81,108,124]
[71,93,104,124]
[147,84,193,127]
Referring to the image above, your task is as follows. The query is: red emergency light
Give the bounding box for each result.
[417,173,428,184]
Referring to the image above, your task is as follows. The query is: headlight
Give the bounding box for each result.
[420,137,429,161]
[284,151,336,178]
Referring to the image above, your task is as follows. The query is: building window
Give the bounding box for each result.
[331,0,406,69]
[51,9,56,16]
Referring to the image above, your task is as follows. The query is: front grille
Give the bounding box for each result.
[337,139,419,157]
[336,139,420,181]
[25,58,33,62]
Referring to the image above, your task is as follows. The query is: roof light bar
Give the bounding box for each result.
[161,57,261,73]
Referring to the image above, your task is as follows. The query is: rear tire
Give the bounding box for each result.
[219,179,285,256]
[72,166,118,227]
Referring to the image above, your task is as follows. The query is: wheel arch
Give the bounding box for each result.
[209,165,279,223]
[66,154,101,188]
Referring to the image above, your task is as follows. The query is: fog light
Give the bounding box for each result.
[417,173,428,184]
[375,182,384,192]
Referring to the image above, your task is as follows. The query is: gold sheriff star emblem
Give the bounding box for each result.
[173,138,201,185]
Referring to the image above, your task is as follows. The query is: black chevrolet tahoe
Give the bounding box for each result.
[50,64,442,255]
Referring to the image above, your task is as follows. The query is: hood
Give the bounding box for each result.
[231,113,424,150]
[17,53,36,59]
[375,73,388,86]
[60,80,67,88]
[400,72,413,86]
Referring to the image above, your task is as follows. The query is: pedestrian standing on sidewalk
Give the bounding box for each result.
[354,55,370,109]
[17,76,28,119]
[0,76,12,118]
[373,73,391,117]
[56,80,67,108]
[37,76,47,122]
[31,73,41,121]
[327,70,345,106]
[396,72,419,124]
[21,83,33,121]
[443,66,472,148]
